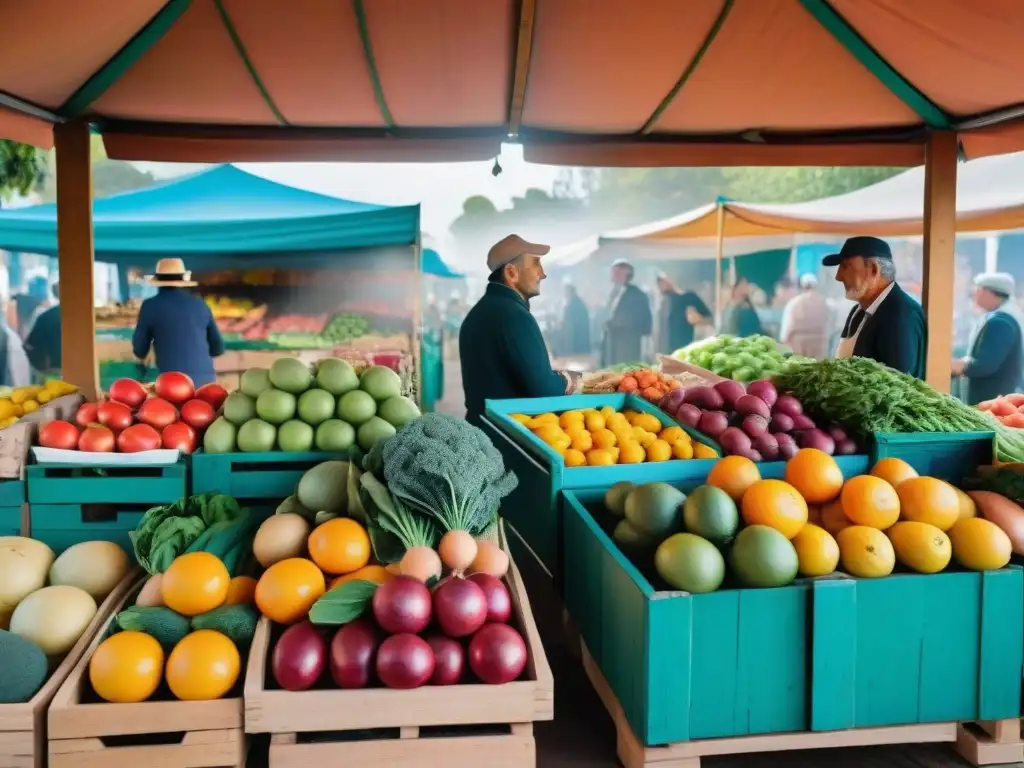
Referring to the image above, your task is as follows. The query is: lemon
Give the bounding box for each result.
[660,426,687,444]
[694,442,719,459]
[564,449,587,467]
[570,431,593,452]
[584,412,605,432]
[599,406,615,420]
[559,410,584,430]
[533,413,559,425]
[591,428,617,449]
[510,413,531,425]
[586,449,615,467]
[618,441,646,464]
[637,431,657,448]
[673,440,694,460]
[646,439,672,462]
[22,400,38,414]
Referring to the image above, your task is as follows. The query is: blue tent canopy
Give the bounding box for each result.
[0,164,458,278]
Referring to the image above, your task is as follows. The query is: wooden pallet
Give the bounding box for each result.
[0,567,137,768]
[580,640,959,768]
[244,523,554,767]
[956,718,1024,766]
[47,580,246,768]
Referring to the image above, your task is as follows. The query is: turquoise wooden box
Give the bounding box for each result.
[191,450,352,510]
[29,503,146,557]
[26,461,186,505]
[870,430,995,484]
[0,479,24,536]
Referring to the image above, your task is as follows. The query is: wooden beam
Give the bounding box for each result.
[55,120,99,400]
[507,0,537,137]
[921,131,958,393]
[713,203,725,328]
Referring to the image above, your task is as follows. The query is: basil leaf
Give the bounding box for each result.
[368,525,405,564]
[308,579,379,626]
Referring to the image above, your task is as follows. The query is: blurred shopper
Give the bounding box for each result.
[952,272,1024,404]
[721,277,764,338]
[601,259,652,366]
[656,272,712,354]
[559,281,591,357]
[779,274,830,358]
[132,258,224,386]
[24,282,61,377]
[12,274,49,337]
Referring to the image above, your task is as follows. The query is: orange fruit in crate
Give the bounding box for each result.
[741,479,808,539]
[618,441,646,464]
[791,524,840,577]
[693,442,719,459]
[308,518,371,575]
[836,526,895,578]
[224,576,258,606]
[955,488,977,520]
[870,457,918,488]
[896,476,961,531]
[586,449,615,467]
[591,428,617,450]
[89,631,164,703]
[819,499,852,535]
[166,630,241,701]
[672,440,694,460]
[659,426,687,444]
[948,518,1012,571]
[329,564,393,590]
[840,475,900,530]
[785,448,844,504]
[887,521,951,574]
[161,552,230,616]
[563,448,587,467]
[707,455,761,502]
[255,557,326,624]
[646,439,672,462]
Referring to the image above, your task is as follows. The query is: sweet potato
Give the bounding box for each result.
[969,490,1024,554]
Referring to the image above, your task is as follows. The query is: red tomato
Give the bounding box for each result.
[154,372,195,405]
[117,423,162,453]
[38,420,80,450]
[162,422,197,453]
[137,397,178,430]
[107,378,148,410]
[97,401,134,433]
[180,399,216,430]
[194,383,228,411]
[78,425,115,453]
[75,403,99,428]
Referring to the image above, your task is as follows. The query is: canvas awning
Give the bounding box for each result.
[1,1,1024,165]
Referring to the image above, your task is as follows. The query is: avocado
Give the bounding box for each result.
[0,629,47,703]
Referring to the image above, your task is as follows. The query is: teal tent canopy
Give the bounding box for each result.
[0,164,457,277]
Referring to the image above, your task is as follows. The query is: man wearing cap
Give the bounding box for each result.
[459,235,582,426]
[952,272,1024,405]
[602,259,653,366]
[132,258,225,386]
[779,274,830,359]
[826,236,926,378]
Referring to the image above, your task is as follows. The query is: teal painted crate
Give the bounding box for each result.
[0,505,21,536]
[562,488,811,746]
[26,461,186,505]
[29,503,147,558]
[0,478,24,536]
[811,567,1023,730]
[871,431,995,484]
[190,450,352,501]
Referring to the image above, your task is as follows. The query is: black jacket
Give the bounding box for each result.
[844,283,927,379]
[964,311,1024,405]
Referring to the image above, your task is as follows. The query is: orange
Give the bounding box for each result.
[224,576,258,606]
[89,631,164,703]
[563,448,587,467]
[584,411,606,432]
[637,431,658,448]
[165,630,241,701]
[955,487,977,520]
[840,475,900,530]
[161,552,230,617]
[807,505,822,525]
[586,449,615,467]
[672,440,694,460]
[618,441,646,464]
[948,518,1012,571]
[870,457,918,488]
[591,428,617,449]
[887,521,951,574]
[633,413,662,434]
[819,499,852,535]
[896,476,961,531]
[785,448,844,504]
[693,442,719,459]
[792,523,840,577]
[646,439,672,462]
[741,479,808,539]
[255,557,326,624]
[307,518,371,575]
[599,406,615,421]
[329,564,393,591]
[659,426,687,444]
[559,410,584,430]
[837,526,895,578]
[570,430,593,452]
[706,455,761,502]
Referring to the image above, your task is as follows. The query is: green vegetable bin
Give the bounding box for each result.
[28,503,146,556]
[562,488,1024,748]
[0,479,23,536]
[870,430,995,484]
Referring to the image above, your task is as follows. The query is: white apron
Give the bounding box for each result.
[835,307,865,360]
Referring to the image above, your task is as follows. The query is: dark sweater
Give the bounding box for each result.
[132,288,225,386]
[460,283,566,426]
[25,304,60,372]
[964,311,1024,405]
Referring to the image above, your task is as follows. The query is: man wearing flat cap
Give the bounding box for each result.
[601,259,652,367]
[459,235,582,426]
[826,236,926,378]
[952,272,1024,405]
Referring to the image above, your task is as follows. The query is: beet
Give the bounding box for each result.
[745,380,779,408]
[272,621,327,691]
[769,413,794,433]
[329,617,379,689]
[426,635,465,685]
[790,413,816,431]
[372,575,432,635]
[800,428,836,455]
[749,450,763,462]
[773,395,804,419]
[675,403,702,428]
[683,386,724,410]
[741,414,768,438]
[467,573,512,624]
[775,432,799,459]
[827,425,849,443]
[697,410,729,439]
[376,634,435,689]
[718,427,752,456]
[659,387,686,415]
[734,394,771,420]
[469,623,528,685]
[753,432,780,460]
[835,438,858,455]
[713,380,746,409]
[433,577,488,638]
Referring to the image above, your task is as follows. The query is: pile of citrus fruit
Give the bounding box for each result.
[510,407,719,467]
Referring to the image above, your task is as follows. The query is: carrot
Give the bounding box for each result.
[978,400,995,412]
[1007,393,1024,407]
[641,386,662,402]
[992,400,1016,418]
[618,376,639,392]
[636,370,657,389]
[1005,413,1024,429]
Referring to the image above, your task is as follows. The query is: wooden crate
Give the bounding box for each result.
[0,568,138,768]
[956,718,1024,766]
[47,582,246,768]
[244,527,554,767]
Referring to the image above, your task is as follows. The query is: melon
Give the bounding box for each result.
[624,483,685,538]
[729,525,799,588]
[655,533,725,593]
[604,481,634,518]
[612,519,656,557]
[683,485,739,544]
[49,541,130,601]
[10,585,97,656]
[0,537,55,627]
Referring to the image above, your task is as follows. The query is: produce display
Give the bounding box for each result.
[0,537,131,703]
[673,335,803,382]
[0,379,79,429]
[37,373,226,455]
[509,407,719,467]
[976,393,1024,429]
[204,357,420,454]
[601,450,1011,594]
[773,357,1024,463]
[580,367,689,404]
[659,378,859,461]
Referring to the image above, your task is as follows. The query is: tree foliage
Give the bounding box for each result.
[0,141,45,201]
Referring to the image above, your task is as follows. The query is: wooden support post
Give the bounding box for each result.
[713,203,725,328]
[55,120,98,400]
[921,130,958,393]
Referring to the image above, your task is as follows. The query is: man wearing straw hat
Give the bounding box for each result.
[132,258,225,386]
